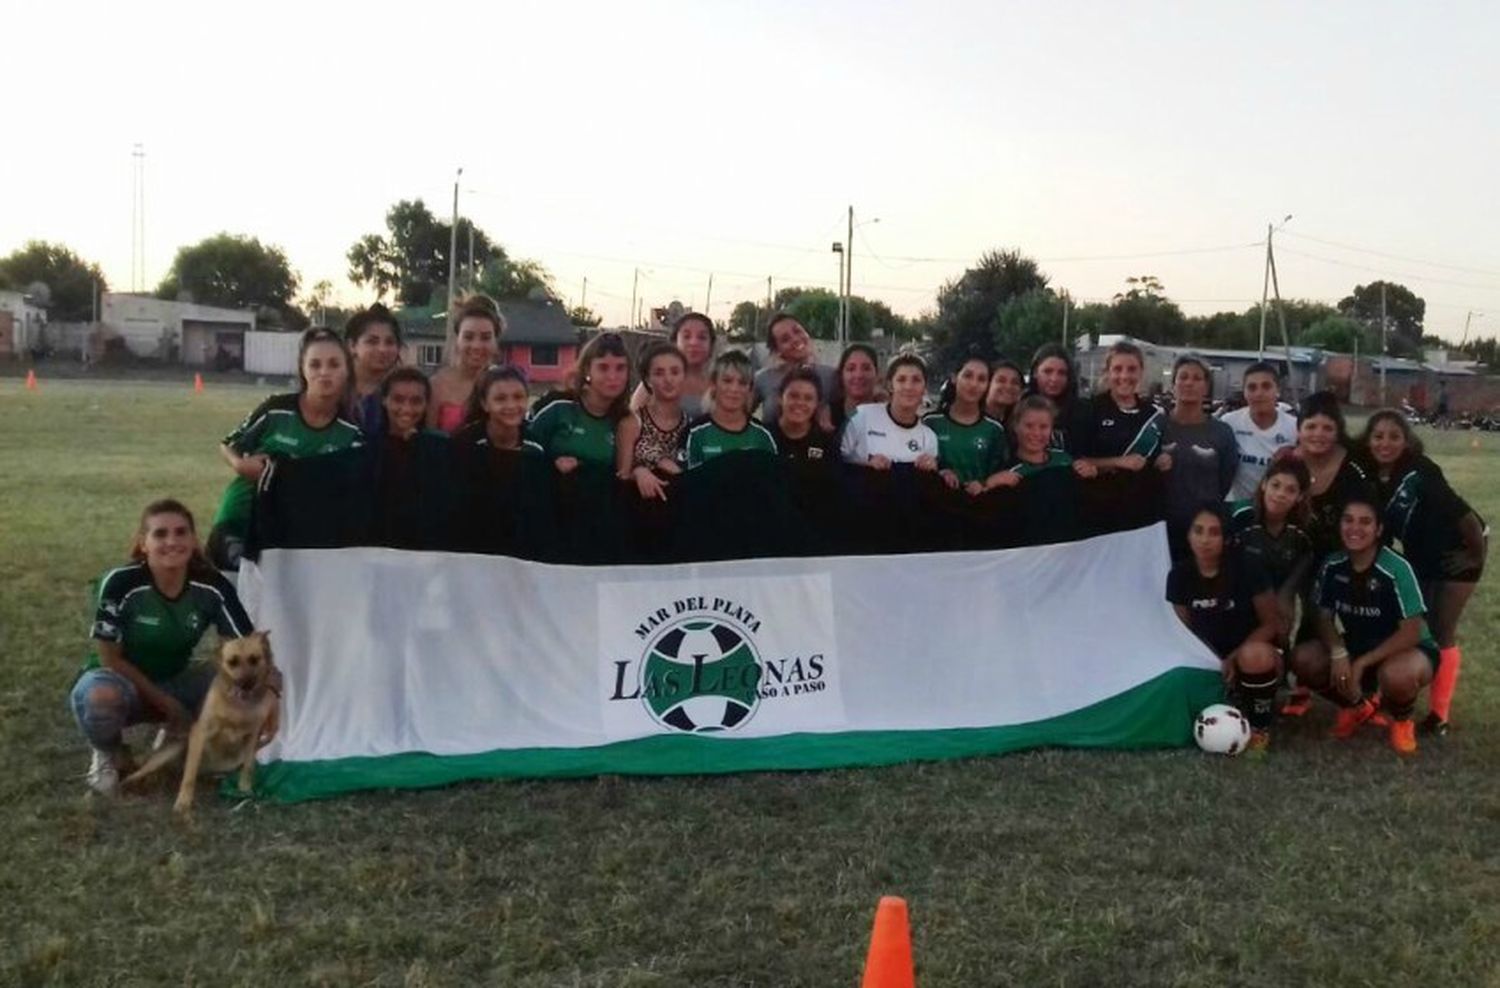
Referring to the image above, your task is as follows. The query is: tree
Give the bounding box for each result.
[157,233,301,326]
[346,199,552,307]
[569,304,602,328]
[727,301,762,341]
[992,290,1067,366]
[1298,315,1376,354]
[1102,276,1188,344]
[0,241,107,321]
[1338,281,1425,357]
[932,249,1050,370]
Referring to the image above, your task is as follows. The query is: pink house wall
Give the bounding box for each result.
[501,343,577,385]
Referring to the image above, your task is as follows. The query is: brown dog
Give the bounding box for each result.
[123,631,279,814]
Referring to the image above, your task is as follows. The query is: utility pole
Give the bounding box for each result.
[629,268,639,330]
[445,167,462,332]
[131,143,146,292]
[1379,282,1389,407]
[766,276,773,319]
[467,222,475,291]
[1061,293,1071,348]
[580,276,588,312]
[846,205,854,345]
[832,243,846,346]
[1267,241,1296,396]
[1257,223,1273,358]
[705,273,713,316]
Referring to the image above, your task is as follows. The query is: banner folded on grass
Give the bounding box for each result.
[239,523,1220,803]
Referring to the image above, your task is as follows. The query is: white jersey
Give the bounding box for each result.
[1218,406,1298,500]
[840,402,939,465]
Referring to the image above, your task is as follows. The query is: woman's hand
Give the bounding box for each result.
[1119,453,1147,472]
[1154,453,1173,472]
[1330,653,1358,704]
[159,696,193,736]
[991,472,1021,489]
[915,454,939,472]
[234,454,269,481]
[1073,460,1099,479]
[257,703,280,748]
[939,469,960,490]
[1220,657,1237,686]
[964,480,985,497]
[633,466,669,501]
[656,457,683,476]
[554,456,580,475]
[867,455,892,471]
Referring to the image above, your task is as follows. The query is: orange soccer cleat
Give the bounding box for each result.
[1389,719,1418,755]
[1330,698,1377,739]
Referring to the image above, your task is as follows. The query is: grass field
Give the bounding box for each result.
[2,377,1498,987]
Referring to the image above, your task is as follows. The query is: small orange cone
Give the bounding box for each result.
[860,896,914,988]
[25,369,37,391]
[193,372,204,393]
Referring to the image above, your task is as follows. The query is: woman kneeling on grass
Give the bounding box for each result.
[71,499,269,795]
[1291,491,1441,755]
[1167,503,1282,752]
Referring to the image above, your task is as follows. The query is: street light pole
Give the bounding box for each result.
[832,242,846,345]
[445,167,462,332]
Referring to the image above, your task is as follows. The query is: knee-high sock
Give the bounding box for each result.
[1238,672,1280,730]
[1430,646,1462,721]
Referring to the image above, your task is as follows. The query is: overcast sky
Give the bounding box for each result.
[3,0,1498,338]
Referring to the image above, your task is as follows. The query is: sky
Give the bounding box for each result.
[3,0,1498,340]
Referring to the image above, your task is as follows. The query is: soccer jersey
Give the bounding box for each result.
[87,563,253,682]
[1008,449,1074,479]
[451,421,546,459]
[1166,550,1272,659]
[840,403,939,466]
[527,394,617,467]
[1374,454,1480,580]
[1314,546,1437,657]
[213,393,365,537]
[1219,406,1298,500]
[684,415,778,468]
[768,423,838,462]
[1306,456,1370,558]
[1077,393,1164,461]
[1228,500,1313,592]
[922,411,1009,484]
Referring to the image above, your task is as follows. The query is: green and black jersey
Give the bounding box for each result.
[1008,449,1074,479]
[527,393,618,468]
[922,411,1008,484]
[1374,454,1481,581]
[1229,500,1314,593]
[685,415,778,469]
[86,563,253,682]
[1314,546,1437,658]
[1076,393,1164,461]
[213,393,364,538]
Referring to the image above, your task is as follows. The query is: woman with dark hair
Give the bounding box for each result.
[924,355,1008,494]
[71,499,262,795]
[770,366,839,461]
[1166,502,1281,750]
[1292,491,1441,755]
[1229,459,1314,644]
[630,312,714,419]
[1290,391,1369,559]
[840,354,939,470]
[1160,354,1238,556]
[428,295,503,433]
[345,303,404,435]
[686,351,778,467]
[208,327,364,568]
[528,332,631,473]
[1359,409,1487,734]
[618,342,689,499]
[367,366,453,548]
[752,314,837,426]
[984,360,1025,427]
[1024,343,1088,453]
[829,343,881,434]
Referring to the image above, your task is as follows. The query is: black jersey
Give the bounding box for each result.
[1077,393,1165,460]
[768,423,839,462]
[1166,549,1272,659]
[1373,454,1480,580]
[1314,546,1437,657]
[1228,500,1314,592]
[1306,455,1370,558]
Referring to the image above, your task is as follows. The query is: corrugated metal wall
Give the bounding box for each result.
[245,331,301,375]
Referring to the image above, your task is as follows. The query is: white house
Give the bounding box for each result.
[100,293,257,366]
[0,289,48,358]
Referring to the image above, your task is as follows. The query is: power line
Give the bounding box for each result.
[1281,230,1500,278]
[1276,245,1500,294]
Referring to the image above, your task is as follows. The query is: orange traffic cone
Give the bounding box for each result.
[193,372,204,393]
[25,369,37,391]
[860,896,914,988]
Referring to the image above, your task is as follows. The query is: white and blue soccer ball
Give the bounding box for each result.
[1194,703,1251,755]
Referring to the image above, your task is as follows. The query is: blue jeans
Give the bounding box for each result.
[69,664,216,751]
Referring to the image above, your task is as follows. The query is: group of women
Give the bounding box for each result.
[71,295,1486,794]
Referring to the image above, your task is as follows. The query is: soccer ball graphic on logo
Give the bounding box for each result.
[1194,703,1251,755]
[641,619,763,733]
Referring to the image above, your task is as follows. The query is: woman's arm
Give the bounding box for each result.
[220,443,267,481]
[615,416,641,479]
[96,640,190,730]
[1243,590,1280,646]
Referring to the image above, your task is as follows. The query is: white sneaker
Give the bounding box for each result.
[86,749,120,796]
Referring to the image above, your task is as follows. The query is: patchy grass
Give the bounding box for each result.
[2,378,1498,987]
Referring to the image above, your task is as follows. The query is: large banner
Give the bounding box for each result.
[239,524,1220,803]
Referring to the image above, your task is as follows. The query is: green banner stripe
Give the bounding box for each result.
[246,667,1220,804]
